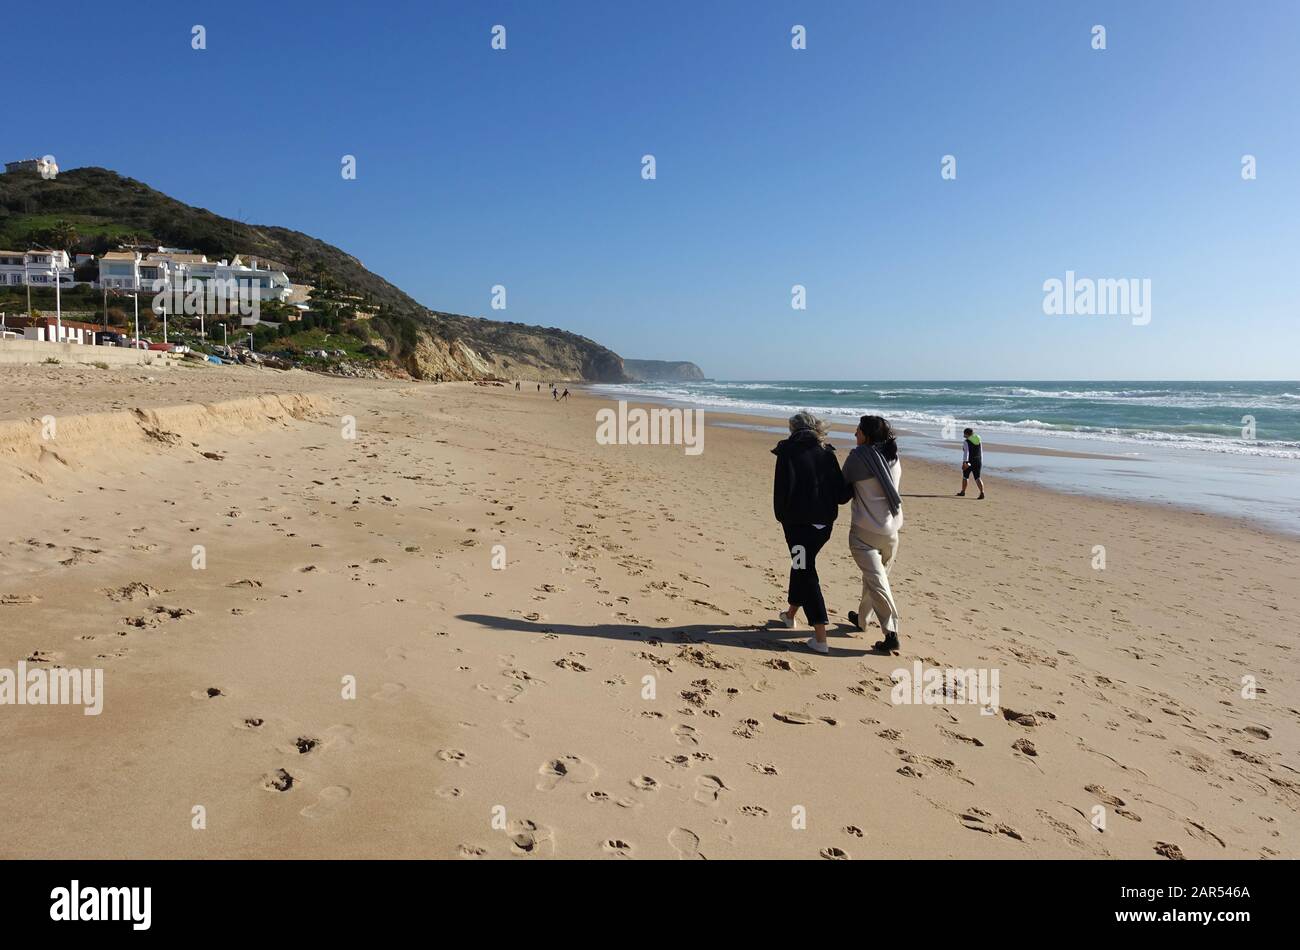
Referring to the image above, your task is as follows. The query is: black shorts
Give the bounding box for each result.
[963,461,982,479]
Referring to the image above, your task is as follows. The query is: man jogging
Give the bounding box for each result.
[956,428,986,499]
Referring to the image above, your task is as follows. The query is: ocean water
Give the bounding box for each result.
[588,380,1300,535]
[592,380,1300,458]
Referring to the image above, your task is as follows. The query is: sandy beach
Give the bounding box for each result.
[1,363,1296,860]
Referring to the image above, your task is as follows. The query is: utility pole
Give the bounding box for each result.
[133,292,140,350]
[54,255,63,341]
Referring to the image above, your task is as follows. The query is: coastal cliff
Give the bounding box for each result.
[623,359,706,382]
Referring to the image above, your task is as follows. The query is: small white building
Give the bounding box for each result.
[4,157,58,177]
[0,250,74,288]
[0,251,25,287]
[98,250,145,290]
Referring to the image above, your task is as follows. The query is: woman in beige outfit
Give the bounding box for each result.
[841,415,904,652]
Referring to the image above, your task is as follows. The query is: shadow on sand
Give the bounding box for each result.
[457,613,883,658]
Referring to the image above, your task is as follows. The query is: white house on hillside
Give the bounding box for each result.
[0,250,74,288]
[152,252,292,302]
[0,251,24,286]
[4,157,58,177]
[96,248,292,302]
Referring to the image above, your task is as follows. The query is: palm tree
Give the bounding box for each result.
[47,220,79,251]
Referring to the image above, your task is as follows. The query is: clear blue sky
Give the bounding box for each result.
[10,0,1298,379]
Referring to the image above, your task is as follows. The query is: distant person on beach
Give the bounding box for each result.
[843,415,904,653]
[772,412,847,655]
[956,427,986,499]
[537,383,541,392]
[560,388,569,401]
[552,388,558,401]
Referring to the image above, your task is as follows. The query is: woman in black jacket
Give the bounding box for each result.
[772,411,850,654]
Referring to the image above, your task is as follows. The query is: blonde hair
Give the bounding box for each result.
[788,411,829,442]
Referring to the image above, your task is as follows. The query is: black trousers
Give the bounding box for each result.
[782,523,833,625]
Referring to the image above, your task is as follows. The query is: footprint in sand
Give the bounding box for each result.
[693,775,729,805]
[503,719,530,740]
[321,724,356,751]
[602,839,634,858]
[506,818,555,857]
[671,724,699,746]
[536,755,599,791]
[960,807,1023,840]
[820,847,851,860]
[630,775,660,792]
[1154,841,1186,860]
[437,748,469,766]
[300,785,351,818]
[372,682,406,702]
[261,769,295,792]
[668,827,705,860]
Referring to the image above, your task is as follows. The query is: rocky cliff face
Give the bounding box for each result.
[623,359,706,382]
[408,314,629,382]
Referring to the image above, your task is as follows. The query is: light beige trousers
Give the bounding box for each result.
[849,530,900,635]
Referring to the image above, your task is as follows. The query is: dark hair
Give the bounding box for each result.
[857,415,898,461]
[963,427,973,436]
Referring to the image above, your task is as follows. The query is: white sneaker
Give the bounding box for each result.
[804,637,829,655]
[776,612,795,629]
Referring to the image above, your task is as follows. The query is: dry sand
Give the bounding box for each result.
[1,365,1296,859]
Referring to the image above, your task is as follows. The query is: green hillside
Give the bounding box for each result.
[0,167,628,380]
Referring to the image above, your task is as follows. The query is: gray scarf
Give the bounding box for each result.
[852,443,901,516]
